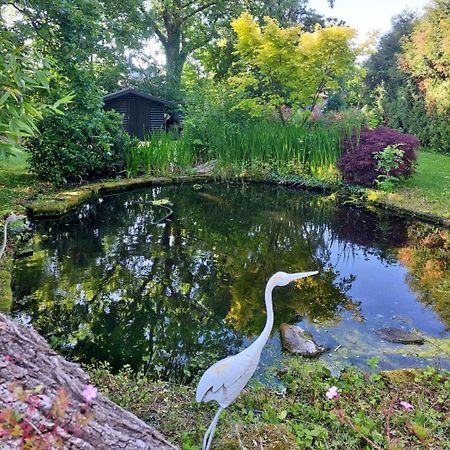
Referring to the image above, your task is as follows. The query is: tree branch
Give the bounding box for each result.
[180,1,218,23]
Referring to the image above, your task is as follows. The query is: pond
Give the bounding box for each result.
[12,183,450,382]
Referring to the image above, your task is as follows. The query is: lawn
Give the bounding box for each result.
[370,151,450,221]
[0,150,53,217]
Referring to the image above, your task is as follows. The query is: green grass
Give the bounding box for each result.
[0,150,53,217]
[370,151,450,220]
[0,151,54,312]
[88,360,450,450]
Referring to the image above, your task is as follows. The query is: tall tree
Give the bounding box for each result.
[144,0,231,98]
[401,0,450,114]
[145,0,336,98]
[6,0,147,109]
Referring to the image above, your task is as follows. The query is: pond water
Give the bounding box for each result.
[12,183,450,382]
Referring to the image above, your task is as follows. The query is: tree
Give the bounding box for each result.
[7,0,147,110]
[364,9,450,153]
[401,0,450,114]
[229,12,356,122]
[144,0,232,98]
[144,0,337,98]
[364,11,416,96]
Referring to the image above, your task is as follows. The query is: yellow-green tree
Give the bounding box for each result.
[229,12,357,122]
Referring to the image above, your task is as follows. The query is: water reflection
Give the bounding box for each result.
[12,184,450,381]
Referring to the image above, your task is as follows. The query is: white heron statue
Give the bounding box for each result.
[196,270,318,450]
[0,213,26,261]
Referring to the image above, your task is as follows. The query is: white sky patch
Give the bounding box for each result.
[312,0,430,44]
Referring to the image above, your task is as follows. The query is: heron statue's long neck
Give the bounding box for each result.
[252,280,275,352]
[0,220,9,261]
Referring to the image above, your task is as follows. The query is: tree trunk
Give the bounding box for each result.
[164,40,187,99]
[0,313,178,449]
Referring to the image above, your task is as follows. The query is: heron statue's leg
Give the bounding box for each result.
[202,406,223,450]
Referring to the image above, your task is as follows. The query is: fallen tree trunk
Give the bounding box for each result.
[0,313,178,449]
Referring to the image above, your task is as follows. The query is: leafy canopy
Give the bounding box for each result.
[229,12,357,121]
[401,0,450,114]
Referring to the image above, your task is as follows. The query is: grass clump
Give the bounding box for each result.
[88,360,450,449]
[125,132,194,177]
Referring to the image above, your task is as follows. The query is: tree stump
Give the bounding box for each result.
[0,313,178,449]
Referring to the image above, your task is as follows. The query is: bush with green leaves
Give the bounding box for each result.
[26,110,133,185]
[374,144,406,191]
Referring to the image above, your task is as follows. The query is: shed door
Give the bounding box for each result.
[128,97,152,140]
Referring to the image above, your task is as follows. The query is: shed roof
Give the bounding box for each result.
[103,88,176,106]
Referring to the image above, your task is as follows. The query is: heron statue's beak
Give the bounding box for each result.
[288,271,318,282]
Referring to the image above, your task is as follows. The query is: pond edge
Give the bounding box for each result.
[25,175,450,228]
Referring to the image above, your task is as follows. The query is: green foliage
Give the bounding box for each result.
[179,73,365,179]
[125,132,193,177]
[229,12,358,122]
[89,360,450,450]
[383,79,450,154]
[364,8,450,154]
[374,144,406,191]
[26,110,133,184]
[325,92,347,112]
[401,0,450,115]
[0,29,71,157]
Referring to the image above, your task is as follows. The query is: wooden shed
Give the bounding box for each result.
[103,88,175,139]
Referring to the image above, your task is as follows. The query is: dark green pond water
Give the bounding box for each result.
[12,184,450,382]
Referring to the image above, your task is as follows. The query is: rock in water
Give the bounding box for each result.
[280,324,326,357]
[375,327,425,345]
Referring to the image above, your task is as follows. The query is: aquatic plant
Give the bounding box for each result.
[125,131,193,176]
[201,120,352,176]
[125,113,363,178]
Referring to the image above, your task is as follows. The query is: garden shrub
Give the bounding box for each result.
[336,126,418,186]
[26,110,134,185]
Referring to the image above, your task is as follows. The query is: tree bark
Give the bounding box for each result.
[0,313,178,449]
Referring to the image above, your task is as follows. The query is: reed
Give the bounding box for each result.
[125,132,193,177]
[125,118,362,179]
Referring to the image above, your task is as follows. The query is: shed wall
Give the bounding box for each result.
[103,93,166,139]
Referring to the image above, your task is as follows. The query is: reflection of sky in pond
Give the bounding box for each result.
[257,244,449,380]
[12,183,450,382]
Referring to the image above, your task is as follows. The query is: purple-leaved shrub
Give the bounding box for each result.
[336,126,419,186]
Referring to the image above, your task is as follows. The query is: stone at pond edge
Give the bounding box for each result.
[375,327,425,345]
[280,324,326,357]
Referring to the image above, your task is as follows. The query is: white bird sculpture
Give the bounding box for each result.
[196,270,318,450]
[0,213,26,261]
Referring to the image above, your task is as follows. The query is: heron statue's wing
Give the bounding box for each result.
[196,350,258,405]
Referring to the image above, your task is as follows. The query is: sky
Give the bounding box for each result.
[312,0,431,42]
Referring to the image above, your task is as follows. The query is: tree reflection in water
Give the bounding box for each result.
[12,184,449,381]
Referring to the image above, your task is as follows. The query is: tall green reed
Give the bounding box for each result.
[125,131,193,177]
[125,115,362,179]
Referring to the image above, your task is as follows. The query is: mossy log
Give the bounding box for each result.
[0,313,178,449]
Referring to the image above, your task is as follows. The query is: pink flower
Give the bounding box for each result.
[400,401,413,412]
[326,386,339,400]
[82,385,98,403]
